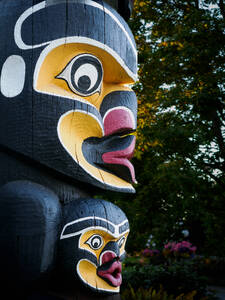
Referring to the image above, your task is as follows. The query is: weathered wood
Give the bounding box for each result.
[58,198,129,294]
[0,195,129,296]
[0,0,137,298]
[28,284,122,300]
[0,181,61,283]
[0,0,137,193]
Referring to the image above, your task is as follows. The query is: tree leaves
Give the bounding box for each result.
[101,0,225,256]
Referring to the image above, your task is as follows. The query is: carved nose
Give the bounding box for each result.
[103,107,136,136]
[99,241,120,265]
[101,251,117,265]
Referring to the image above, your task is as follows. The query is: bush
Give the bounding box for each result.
[121,285,197,300]
[122,258,208,299]
[193,256,225,287]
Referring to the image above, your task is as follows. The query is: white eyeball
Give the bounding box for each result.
[56,54,103,96]
[85,234,103,250]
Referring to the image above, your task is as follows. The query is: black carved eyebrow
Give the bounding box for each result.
[119,221,129,234]
[62,218,115,237]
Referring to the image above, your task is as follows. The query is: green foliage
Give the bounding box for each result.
[121,285,197,300]
[99,0,225,257]
[194,256,225,286]
[121,259,208,299]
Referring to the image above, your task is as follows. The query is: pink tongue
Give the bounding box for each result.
[102,137,136,183]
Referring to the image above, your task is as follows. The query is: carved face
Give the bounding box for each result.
[59,198,129,294]
[0,0,137,192]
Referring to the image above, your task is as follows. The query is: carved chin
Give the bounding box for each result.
[57,110,136,190]
[77,259,120,293]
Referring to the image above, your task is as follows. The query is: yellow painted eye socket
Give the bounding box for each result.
[56,53,103,97]
[85,234,104,250]
[118,236,126,249]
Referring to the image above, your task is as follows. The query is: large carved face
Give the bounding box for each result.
[59,198,129,294]
[0,0,137,192]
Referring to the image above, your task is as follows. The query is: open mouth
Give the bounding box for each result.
[82,132,136,183]
[97,257,122,287]
[101,134,136,183]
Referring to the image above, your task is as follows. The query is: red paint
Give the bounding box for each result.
[104,108,135,136]
[101,251,116,265]
[97,251,122,287]
[102,137,136,183]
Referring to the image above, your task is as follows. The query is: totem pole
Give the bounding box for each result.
[0,0,137,299]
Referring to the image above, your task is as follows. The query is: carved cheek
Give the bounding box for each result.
[77,259,120,292]
[57,110,104,177]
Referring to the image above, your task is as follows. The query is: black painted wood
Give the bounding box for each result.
[0,0,137,193]
[0,147,95,203]
[0,181,61,282]
[0,0,136,297]
[28,284,122,300]
[47,0,133,21]
[58,198,129,294]
[0,195,128,297]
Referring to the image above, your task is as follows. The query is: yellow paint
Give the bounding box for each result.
[58,111,133,188]
[78,259,119,292]
[36,43,133,110]
[37,43,135,189]
[77,230,128,292]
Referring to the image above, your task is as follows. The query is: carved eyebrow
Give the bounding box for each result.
[119,221,129,234]
[60,216,129,240]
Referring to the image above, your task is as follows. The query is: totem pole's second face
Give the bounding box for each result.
[0,0,137,193]
[59,198,129,294]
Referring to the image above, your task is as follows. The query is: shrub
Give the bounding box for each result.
[122,259,208,299]
[193,256,225,286]
[121,285,197,300]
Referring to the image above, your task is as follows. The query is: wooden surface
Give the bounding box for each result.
[28,288,121,300]
[2,282,122,300]
[0,186,129,295]
[0,0,136,297]
[0,0,137,193]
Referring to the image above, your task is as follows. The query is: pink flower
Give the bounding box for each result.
[142,248,160,257]
[163,241,197,255]
[164,242,176,251]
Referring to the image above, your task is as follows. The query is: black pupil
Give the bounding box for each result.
[92,237,101,248]
[78,75,91,91]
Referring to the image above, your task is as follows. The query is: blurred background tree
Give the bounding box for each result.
[100,0,225,256]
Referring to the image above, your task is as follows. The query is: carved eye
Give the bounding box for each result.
[118,236,126,248]
[56,54,103,96]
[85,234,103,250]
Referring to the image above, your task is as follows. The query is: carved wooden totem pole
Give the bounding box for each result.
[0,0,137,299]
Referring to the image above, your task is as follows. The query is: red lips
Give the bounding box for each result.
[103,107,136,183]
[102,137,136,183]
[97,252,122,287]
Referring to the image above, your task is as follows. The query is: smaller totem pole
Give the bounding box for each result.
[0,0,137,299]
